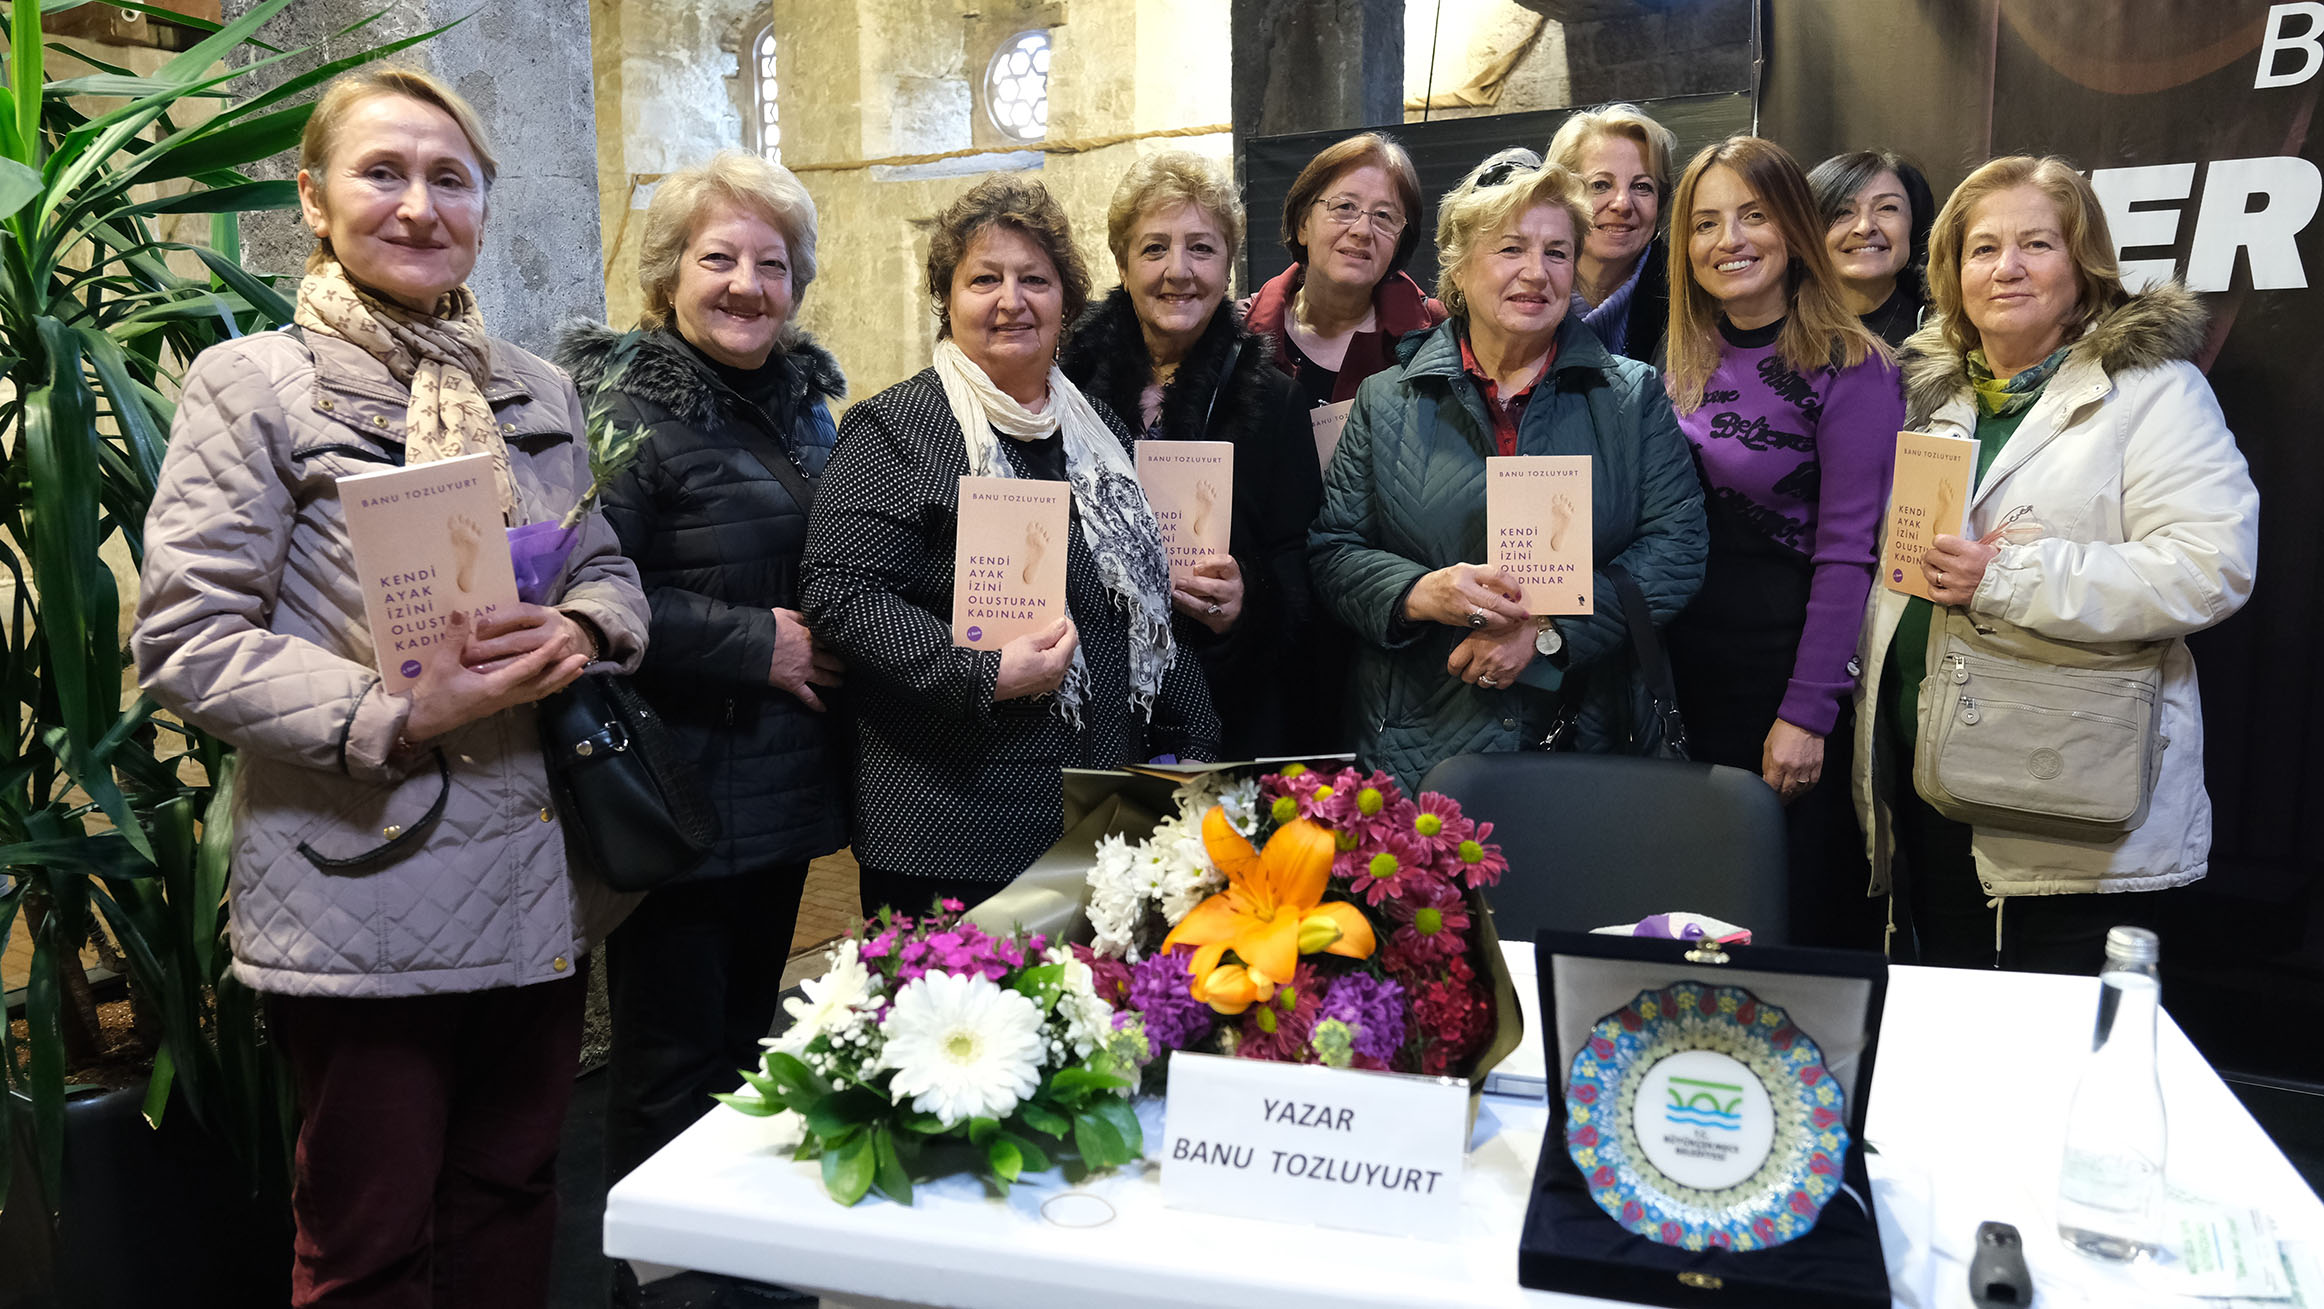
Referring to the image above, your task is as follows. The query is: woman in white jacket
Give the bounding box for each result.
[1852,156,2258,971]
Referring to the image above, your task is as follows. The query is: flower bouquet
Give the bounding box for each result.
[714,900,1150,1205]
[1077,763,1521,1082]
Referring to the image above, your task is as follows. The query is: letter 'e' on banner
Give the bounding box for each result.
[1159,1051,1469,1241]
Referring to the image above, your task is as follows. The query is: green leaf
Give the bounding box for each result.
[822,1130,875,1205]
[127,106,307,184]
[13,0,44,166]
[43,74,232,100]
[190,244,293,327]
[897,1108,950,1135]
[709,1091,782,1118]
[1045,1065,1132,1104]
[1088,1096,1144,1161]
[760,1051,831,1107]
[1003,1131,1049,1175]
[870,1126,912,1206]
[141,1045,175,1128]
[734,1064,786,1105]
[1013,1100,1071,1139]
[1072,1109,1127,1170]
[1009,962,1065,1011]
[26,929,65,1210]
[191,752,236,980]
[802,1088,885,1140]
[966,1115,1000,1147]
[0,156,37,217]
[986,1134,1023,1183]
[71,324,168,490]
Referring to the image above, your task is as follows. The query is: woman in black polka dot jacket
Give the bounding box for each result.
[801,176,1219,914]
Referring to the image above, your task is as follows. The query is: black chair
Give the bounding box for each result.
[1419,751,1790,944]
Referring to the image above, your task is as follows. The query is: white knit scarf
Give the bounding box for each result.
[933,338,1174,725]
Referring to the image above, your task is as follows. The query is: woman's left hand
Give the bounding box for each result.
[1447,620,1537,690]
[1923,533,2000,606]
[1762,718,1825,803]
[460,603,597,672]
[1171,554,1243,636]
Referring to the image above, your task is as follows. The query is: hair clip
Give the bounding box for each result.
[1475,158,1528,188]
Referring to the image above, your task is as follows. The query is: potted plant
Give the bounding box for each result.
[0,1,453,1301]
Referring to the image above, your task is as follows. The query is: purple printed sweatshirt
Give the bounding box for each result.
[1675,319,1904,736]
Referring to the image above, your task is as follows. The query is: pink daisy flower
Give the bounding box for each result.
[1342,830,1439,907]
[1386,880,1472,966]
[1452,819,1510,889]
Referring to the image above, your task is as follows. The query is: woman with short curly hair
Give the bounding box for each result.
[801,173,1218,915]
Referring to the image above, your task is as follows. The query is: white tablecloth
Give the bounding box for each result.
[604,949,2322,1308]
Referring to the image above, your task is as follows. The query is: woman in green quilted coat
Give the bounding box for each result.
[1309,150,1706,791]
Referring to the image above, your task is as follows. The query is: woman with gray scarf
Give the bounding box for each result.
[800,174,1218,913]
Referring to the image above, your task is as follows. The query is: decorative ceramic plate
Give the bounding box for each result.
[1563,982,1849,1251]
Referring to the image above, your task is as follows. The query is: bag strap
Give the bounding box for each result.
[1604,563,1678,707]
[298,748,453,873]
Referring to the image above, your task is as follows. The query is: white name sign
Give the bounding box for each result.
[1159,1051,1468,1241]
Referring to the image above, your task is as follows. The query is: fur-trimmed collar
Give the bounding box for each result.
[1898,280,2207,421]
[1060,287,1280,441]
[552,320,846,428]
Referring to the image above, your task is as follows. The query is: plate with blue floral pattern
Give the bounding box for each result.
[1563,982,1849,1251]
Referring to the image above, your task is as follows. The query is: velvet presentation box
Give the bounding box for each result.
[1516,931,1890,1309]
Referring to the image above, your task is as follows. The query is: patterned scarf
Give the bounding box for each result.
[1966,342,2074,417]
[932,338,1175,727]
[294,256,515,519]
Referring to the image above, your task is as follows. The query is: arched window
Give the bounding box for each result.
[983,30,1050,143]
[748,23,781,162]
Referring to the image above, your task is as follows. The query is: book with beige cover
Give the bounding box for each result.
[1487,455,1593,616]
[1880,430,1980,601]
[952,474,1071,650]
[1135,440,1234,579]
[337,452,519,693]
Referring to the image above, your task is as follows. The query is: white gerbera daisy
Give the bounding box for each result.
[879,971,1046,1125]
[766,939,878,1055]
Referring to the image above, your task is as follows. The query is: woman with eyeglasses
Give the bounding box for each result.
[1244,132,1448,421]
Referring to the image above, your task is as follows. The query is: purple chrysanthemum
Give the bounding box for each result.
[1317,972,1408,1064]
[1126,945,1215,1056]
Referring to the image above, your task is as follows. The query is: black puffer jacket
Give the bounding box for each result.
[554,322,848,877]
[1061,289,1334,758]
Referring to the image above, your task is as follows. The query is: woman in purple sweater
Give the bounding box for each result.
[1662,137,1904,950]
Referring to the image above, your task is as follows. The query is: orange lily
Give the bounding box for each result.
[1163,807,1376,1014]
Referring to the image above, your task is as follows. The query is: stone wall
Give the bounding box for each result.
[221,0,606,354]
[593,0,1234,402]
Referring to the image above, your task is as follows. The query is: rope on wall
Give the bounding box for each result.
[783,121,1232,174]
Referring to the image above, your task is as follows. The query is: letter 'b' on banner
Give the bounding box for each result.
[2258,3,2324,88]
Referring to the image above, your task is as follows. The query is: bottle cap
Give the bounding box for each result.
[2104,925,2160,966]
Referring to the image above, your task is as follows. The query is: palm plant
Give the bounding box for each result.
[0,0,451,1214]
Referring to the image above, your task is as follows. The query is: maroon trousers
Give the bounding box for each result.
[268,976,585,1309]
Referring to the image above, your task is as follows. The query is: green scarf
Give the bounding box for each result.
[1966,342,2073,416]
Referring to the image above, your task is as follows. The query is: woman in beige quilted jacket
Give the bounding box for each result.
[132,68,647,1308]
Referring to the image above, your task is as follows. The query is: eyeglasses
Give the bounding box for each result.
[1314,197,1407,235]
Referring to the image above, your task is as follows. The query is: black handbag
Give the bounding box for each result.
[1537,564,1691,761]
[538,673,720,891]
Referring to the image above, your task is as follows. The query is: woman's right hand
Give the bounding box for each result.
[769,607,832,711]
[402,609,587,743]
[995,617,1078,701]
[1404,563,1530,630]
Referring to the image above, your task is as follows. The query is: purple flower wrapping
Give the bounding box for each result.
[1318,972,1408,1064]
[1127,946,1215,1056]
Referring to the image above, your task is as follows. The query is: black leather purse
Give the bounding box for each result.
[1535,563,1691,761]
[538,673,719,891]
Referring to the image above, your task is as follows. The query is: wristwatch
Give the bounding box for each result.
[1534,618,1564,658]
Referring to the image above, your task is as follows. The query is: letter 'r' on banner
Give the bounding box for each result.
[1158,1051,1469,1241]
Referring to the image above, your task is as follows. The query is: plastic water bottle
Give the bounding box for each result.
[2056,926,2168,1261]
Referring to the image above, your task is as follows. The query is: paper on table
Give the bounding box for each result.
[1486,455,1592,616]
[2165,1188,2293,1299]
[1880,430,1979,601]
[337,452,518,693]
[951,475,1071,650]
[1310,398,1354,470]
[1134,440,1233,579]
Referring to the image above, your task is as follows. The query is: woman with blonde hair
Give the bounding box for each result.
[1546,102,1680,363]
[135,66,648,1304]
[1309,149,1705,790]
[1662,136,1903,950]
[1854,156,2255,970]
[1060,150,1323,756]
[552,151,848,1256]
